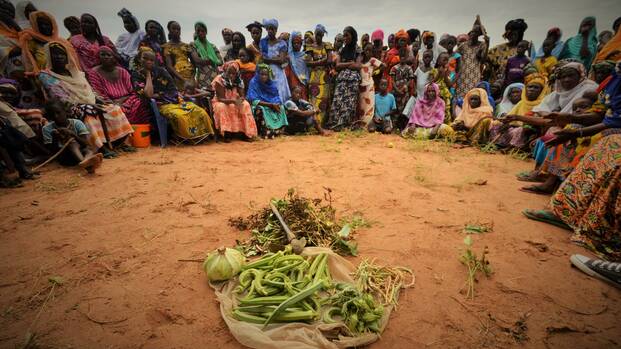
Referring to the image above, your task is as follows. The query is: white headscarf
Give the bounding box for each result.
[496,83,524,117]
[532,62,597,114]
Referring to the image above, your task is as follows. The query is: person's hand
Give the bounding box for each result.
[502,114,518,123]
[270,103,280,112]
[51,129,59,136]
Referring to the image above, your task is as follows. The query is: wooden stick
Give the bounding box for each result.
[32,138,74,171]
[270,202,296,243]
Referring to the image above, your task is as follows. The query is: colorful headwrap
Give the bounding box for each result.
[262,19,278,29]
[315,24,327,35]
[422,31,434,41]
[395,29,409,44]
[371,29,384,43]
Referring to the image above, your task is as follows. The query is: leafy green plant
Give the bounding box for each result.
[459,236,492,299]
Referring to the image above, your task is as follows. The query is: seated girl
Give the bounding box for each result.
[37,41,133,158]
[284,85,329,135]
[131,49,215,142]
[41,99,102,173]
[246,63,288,139]
[211,61,258,142]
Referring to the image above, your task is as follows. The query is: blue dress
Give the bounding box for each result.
[262,39,291,103]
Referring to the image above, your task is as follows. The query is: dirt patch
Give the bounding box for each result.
[1,134,620,348]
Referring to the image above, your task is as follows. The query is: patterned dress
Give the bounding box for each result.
[306,42,333,124]
[455,41,485,97]
[69,34,116,72]
[359,57,382,124]
[389,63,414,113]
[210,74,258,138]
[328,49,362,130]
[551,132,621,261]
[191,42,222,89]
[429,68,454,123]
[162,42,194,89]
[487,43,517,84]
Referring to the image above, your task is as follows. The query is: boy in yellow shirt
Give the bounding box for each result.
[534,39,558,79]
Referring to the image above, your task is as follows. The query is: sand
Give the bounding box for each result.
[1,133,619,349]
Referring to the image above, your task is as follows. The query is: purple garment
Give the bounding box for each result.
[504,56,530,86]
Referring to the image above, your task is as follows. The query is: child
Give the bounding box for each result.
[504,40,531,86]
[236,47,256,91]
[42,100,102,173]
[284,86,329,135]
[439,35,461,79]
[181,81,213,110]
[368,79,397,134]
[429,52,454,123]
[389,47,415,115]
[534,39,558,79]
[359,43,384,125]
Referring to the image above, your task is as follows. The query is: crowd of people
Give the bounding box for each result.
[0,2,620,283]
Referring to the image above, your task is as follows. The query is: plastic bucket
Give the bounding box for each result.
[131,124,151,148]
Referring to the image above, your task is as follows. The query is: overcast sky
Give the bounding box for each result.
[19,0,621,48]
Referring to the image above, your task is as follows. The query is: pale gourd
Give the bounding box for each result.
[203,247,245,281]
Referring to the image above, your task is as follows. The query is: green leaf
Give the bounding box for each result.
[338,224,352,238]
[464,236,473,247]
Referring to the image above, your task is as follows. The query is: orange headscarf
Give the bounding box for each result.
[17,11,77,74]
[593,29,621,64]
[394,29,409,44]
[455,88,494,128]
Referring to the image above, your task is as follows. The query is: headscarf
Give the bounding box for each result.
[39,40,97,105]
[80,14,105,45]
[531,27,564,63]
[371,29,384,44]
[288,31,309,85]
[592,60,616,82]
[602,69,621,128]
[193,21,221,66]
[407,83,445,128]
[115,8,144,60]
[504,19,528,41]
[340,26,358,62]
[18,11,78,73]
[63,16,79,32]
[315,24,327,35]
[144,19,166,45]
[508,74,550,116]
[455,88,494,128]
[262,19,278,29]
[394,29,409,44]
[594,27,621,64]
[559,17,598,70]
[496,82,524,116]
[247,63,280,104]
[15,1,33,30]
[456,34,469,43]
[476,81,497,108]
[0,1,20,74]
[407,29,420,44]
[220,60,243,89]
[533,62,598,113]
[420,31,446,65]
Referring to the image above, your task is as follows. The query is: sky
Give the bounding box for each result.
[16,0,621,48]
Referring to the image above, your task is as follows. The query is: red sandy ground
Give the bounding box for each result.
[0,133,620,349]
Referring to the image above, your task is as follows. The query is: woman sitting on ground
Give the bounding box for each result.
[87,46,150,125]
[448,87,494,145]
[211,61,257,142]
[402,83,452,139]
[132,49,214,142]
[246,63,288,138]
[490,73,549,150]
[41,99,102,173]
[38,41,133,157]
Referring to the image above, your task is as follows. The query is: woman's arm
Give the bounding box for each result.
[214,82,237,104]
[263,50,286,65]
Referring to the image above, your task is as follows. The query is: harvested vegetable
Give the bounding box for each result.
[353,259,415,308]
[203,247,245,282]
[230,189,362,256]
[324,283,384,334]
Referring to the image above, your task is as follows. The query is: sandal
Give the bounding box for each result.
[118,144,137,153]
[516,171,546,183]
[0,176,23,188]
[102,148,118,159]
[519,185,553,195]
[522,209,571,230]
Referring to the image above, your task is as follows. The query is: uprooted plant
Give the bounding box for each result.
[230,188,364,257]
[459,236,492,299]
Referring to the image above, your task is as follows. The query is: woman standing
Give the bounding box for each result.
[259,19,290,103]
[38,41,133,154]
[211,61,257,141]
[162,21,193,89]
[559,17,598,70]
[191,21,222,90]
[530,27,564,63]
[245,21,262,64]
[70,14,118,72]
[115,8,144,67]
[359,43,384,124]
[285,31,309,100]
[224,32,246,62]
[87,46,150,124]
[328,26,362,131]
[383,29,409,92]
[247,64,288,138]
[139,20,166,66]
[488,19,528,83]
[593,17,621,64]
[305,24,333,125]
[132,49,214,142]
[455,24,487,98]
